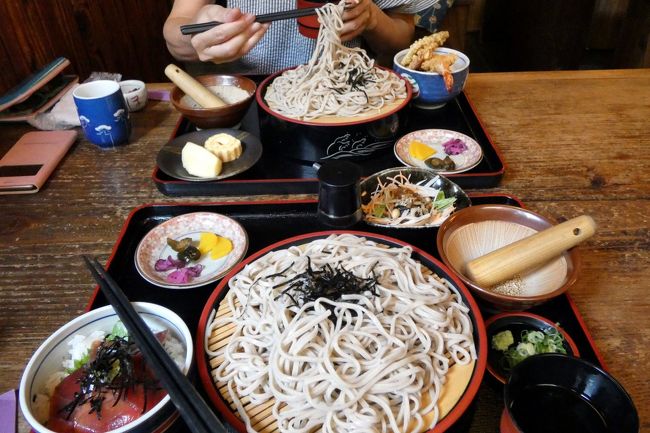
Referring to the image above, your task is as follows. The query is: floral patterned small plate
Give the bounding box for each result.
[135,212,248,289]
[394,129,483,175]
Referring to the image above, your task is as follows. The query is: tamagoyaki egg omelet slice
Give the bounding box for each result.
[204,133,242,162]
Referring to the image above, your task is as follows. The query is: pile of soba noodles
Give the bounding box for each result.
[264,1,407,120]
[206,233,476,433]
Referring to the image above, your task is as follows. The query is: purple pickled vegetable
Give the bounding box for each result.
[442,138,468,155]
[165,264,204,284]
[186,264,204,277]
[155,255,186,271]
[166,269,191,284]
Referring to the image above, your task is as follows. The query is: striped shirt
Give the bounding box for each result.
[190,0,439,75]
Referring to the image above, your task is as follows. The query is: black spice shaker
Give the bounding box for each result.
[316,160,362,228]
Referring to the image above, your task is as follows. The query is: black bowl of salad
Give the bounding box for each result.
[485,312,579,384]
[359,167,471,228]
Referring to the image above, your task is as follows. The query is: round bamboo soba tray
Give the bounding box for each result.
[292,99,406,125]
[197,231,487,433]
[255,68,413,162]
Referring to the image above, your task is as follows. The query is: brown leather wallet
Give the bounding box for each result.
[0,130,77,194]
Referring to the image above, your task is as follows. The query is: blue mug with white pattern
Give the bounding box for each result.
[73,80,131,148]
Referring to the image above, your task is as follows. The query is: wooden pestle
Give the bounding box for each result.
[164,64,226,108]
[464,215,596,287]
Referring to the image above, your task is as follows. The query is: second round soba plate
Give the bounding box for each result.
[197,230,487,433]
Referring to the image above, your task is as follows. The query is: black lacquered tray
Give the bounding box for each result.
[88,195,604,433]
[152,92,506,196]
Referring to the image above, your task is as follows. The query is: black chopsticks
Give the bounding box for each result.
[181,7,318,35]
[83,256,228,433]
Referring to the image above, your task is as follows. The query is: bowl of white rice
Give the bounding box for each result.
[19,302,193,433]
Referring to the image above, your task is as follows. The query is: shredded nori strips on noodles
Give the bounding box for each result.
[273,257,379,308]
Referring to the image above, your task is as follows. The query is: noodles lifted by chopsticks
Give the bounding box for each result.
[264,1,407,120]
[206,234,476,433]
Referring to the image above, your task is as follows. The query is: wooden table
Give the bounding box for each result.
[1,69,648,432]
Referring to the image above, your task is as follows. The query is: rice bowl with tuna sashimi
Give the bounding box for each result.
[20,302,193,433]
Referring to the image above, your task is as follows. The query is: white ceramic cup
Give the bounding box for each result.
[119,79,148,112]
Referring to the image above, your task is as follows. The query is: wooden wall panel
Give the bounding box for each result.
[466,0,485,32]
[0,0,175,94]
[588,0,629,50]
[480,0,597,71]
[613,0,650,68]
[0,0,645,96]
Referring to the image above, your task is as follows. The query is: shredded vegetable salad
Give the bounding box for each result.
[361,172,457,226]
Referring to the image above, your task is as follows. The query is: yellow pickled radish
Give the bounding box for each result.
[198,232,219,255]
[408,140,436,160]
[198,232,234,259]
[210,236,233,260]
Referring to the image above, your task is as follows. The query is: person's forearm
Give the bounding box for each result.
[163,17,200,61]
[362,7,414,56]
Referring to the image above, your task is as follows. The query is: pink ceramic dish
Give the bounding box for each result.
[394,128,483,174]
[135,212,248,289]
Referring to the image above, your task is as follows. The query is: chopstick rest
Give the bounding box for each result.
[83,256,227,433]
[181,7,318,35]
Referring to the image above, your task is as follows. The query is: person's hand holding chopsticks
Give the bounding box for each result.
[164,2,269,64]
[340,0,417,59]
[339,0,377,41]
[163,0,423,74]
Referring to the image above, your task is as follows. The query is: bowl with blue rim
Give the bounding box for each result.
[393,47,470,109]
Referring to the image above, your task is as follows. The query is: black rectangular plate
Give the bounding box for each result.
[88,195,604,433]
[152,91,506,196]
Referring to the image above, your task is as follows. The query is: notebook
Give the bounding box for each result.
[0,57,78,122]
